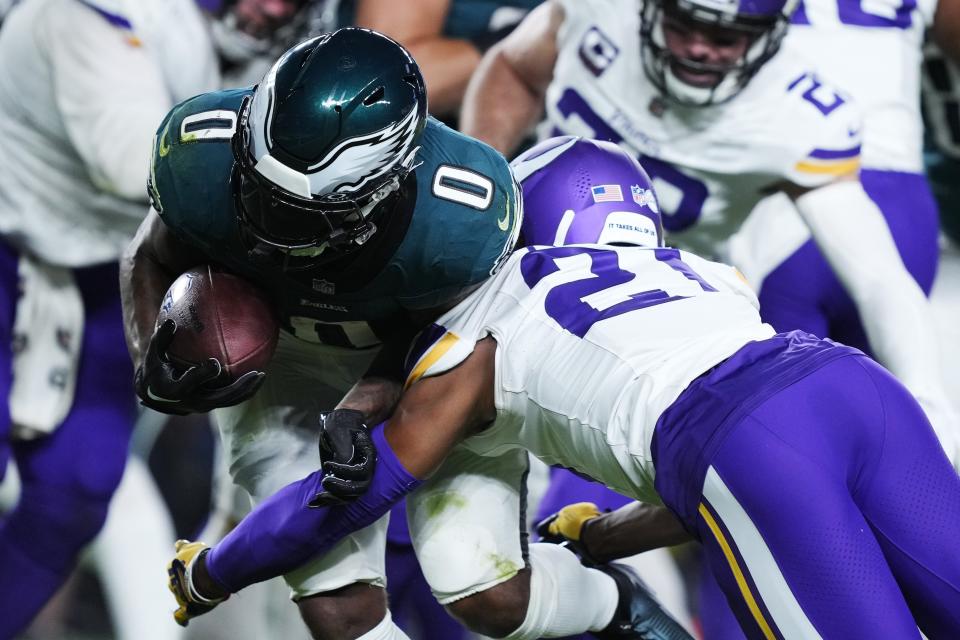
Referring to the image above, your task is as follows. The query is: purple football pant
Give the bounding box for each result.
[758,170,939,352]
[659,346,960,639]
[0,239,135,638]
[385,542,469,640]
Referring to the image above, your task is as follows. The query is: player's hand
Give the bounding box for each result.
[135,319,265,415]
[167,540,228,627]
[309,409,378,507]
[536,502,603,564]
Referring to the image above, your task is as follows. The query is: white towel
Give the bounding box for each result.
[9,255,84,439]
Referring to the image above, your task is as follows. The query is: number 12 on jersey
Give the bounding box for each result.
[520,247,716,337]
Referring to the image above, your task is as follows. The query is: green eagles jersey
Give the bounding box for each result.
[149,88,521,349]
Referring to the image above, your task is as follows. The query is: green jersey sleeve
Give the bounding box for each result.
[148,88,252,255]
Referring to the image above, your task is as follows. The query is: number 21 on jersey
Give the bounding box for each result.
[520,246,715,337]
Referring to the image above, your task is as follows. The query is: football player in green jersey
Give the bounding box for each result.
[120,28,520,639]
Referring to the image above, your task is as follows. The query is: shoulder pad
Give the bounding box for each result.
[393,119,522,310]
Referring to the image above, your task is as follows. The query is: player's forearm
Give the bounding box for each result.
[120,219,176,366]
[405,39,481,117]
[203,425,420,594]
[336,377,402,426]
[120,211,203,365]
[580,502,692,563]
[460,45,545,156]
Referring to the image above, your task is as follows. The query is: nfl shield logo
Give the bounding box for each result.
[313,279,336,295]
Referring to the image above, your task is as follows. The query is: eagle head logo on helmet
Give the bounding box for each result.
[232,28,428,270]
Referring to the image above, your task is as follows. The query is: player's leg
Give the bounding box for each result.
[737,171,939,353]
[698,557,748,640]
[212,334,404,640]
[534,467,695,636]
[693,356,930,639]
[848,357,960,637]
[384,502,469,639]
[90,453,183,640]
[409,447,621,639]
[0,261,136,637]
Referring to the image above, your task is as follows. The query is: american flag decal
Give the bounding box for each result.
[591,184,623,203]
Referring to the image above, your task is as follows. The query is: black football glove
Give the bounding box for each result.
[309,409,378,507]
[135,319,265,415]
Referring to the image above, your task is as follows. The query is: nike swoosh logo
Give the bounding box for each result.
[158,123,171,157]
[497,202,510,231]
[146,387,179,403]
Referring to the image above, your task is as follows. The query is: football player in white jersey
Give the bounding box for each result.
[459,0,960,466]
[167,137,960,639]
[0,0,217,636]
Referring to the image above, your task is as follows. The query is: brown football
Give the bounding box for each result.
[156,266,279,383]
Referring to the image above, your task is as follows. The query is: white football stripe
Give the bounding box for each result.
[702,466,823,640]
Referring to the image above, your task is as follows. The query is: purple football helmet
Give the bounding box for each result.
[512,136,664,248]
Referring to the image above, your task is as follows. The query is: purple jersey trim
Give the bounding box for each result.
[809,146,862,160]
[78,1,134,30]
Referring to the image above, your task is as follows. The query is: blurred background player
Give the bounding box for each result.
[202,0,541,119]
[460,0,960,463]
[0,0,218,638]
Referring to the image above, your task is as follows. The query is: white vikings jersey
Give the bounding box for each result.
[783,0,936,171]
[545,0,863,257]
[405,245,775,503]
[0,0,217,266]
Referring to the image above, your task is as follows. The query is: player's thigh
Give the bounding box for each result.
[213,332,378,499]
[696,417,921,640]
[851,357,960,638]
[14,265,133,498]
[860,169,939,294]
[407,446,529,604]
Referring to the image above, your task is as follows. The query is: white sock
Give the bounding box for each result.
[504,543,619,639]
[355,611,412,640]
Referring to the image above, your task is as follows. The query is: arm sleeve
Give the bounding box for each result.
[794,181,960,467]
[204,425,421,592]
[42,2,172,201]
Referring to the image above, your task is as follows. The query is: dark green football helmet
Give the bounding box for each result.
[232,28,427,267]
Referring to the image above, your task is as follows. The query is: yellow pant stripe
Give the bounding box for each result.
[793,158,860,176]
[699,502,777,640]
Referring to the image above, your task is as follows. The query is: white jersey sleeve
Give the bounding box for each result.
[44,2,172,200]
[405,245,775,503]
[0,0,217,266]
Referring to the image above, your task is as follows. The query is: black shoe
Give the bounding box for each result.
[591,562,693,640]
